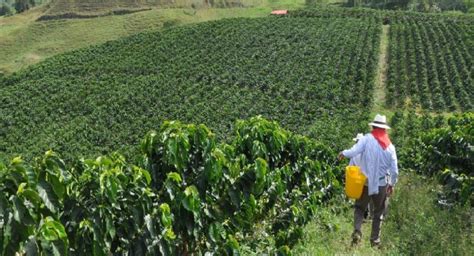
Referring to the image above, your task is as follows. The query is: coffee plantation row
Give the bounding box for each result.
[0,117,342,255]
[2,8,473,164]
[292,7,473,111]
[1,6,473,254]
[386,16,473,111]
[391,112,473,206]
[2,112,471,255]
[0,15,381,162]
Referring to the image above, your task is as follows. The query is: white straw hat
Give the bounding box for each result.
[353,133,364,141]
[369,114,391,129]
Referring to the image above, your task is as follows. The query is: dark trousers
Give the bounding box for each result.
[354,185,388,242]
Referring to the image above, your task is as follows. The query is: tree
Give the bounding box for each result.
[0,3,15,16]
[14,0,35,13]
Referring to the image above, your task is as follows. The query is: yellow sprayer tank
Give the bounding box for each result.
[345,166,367,199]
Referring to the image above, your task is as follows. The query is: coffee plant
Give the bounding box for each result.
[386,15,473,111]
[0,13,382,162]
[0,117,343,254]
[391,112,473,206]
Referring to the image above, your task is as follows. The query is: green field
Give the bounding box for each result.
[0,2,473,255]
[386,15,473,111]
[0,14,380,161]
[0,0,307,74]
[42,0,304,15]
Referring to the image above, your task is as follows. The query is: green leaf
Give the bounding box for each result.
[40,217,67,241]
[166,172,182,183]
[11,156,23,165]
[25,167,38,187]
[166,133,190,170]
[160,203,171,214]
[225,234,240,253]
[208,222,226,243]
[106,176,118,203]
[134,166,151,185]
[206,152,223,184]
[160,203,172,228]
[2,213,28,256]
[163,228,176,241]
[106,216,116,239]
[12,196,34,225]
[228,188,241,208]
[37,180,60,214]
[79,219,92,230]
[17,182,27,194]
[100,171,119,203]
[252,140,268,159]
[9,160,27,185]
[182,186,200,214]
[165,173,182,200]
[19,188,42,210]
[253,158,268,194]
[276,245,291,256]
[48,175,66,201]
[44,151,70,183]
[141,131,157,156]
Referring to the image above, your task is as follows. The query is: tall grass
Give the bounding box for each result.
[382,170,473,255]
[293,171,473,255]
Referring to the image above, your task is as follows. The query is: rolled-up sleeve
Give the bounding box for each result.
[342,136,367,159]
[389,146,398,185]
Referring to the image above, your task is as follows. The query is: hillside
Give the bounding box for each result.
[43,0,251,16]
[0,14,381,161]
[0,1,306,74]
[0,5,473,255]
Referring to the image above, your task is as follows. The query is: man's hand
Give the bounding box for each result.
[338,152,345,161]
[387,185,394,197]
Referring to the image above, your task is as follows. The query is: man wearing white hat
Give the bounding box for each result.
[338,114,399,248]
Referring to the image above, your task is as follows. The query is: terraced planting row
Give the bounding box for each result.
[0,16,380,161]
[386,16,473,111]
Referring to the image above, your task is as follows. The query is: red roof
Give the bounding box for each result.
[271,10,288,15]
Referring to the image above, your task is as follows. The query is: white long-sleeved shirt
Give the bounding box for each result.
[343,133,398,195]
[349,154,362,167]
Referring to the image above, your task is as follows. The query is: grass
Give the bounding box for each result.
[42,0,307,15]
[372,24,389,117]
[294,171,473,255]
[0,1,306,74]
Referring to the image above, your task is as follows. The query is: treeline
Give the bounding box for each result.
[345,0,472,12]
[0,0,45,16]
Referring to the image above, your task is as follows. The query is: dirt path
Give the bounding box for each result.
[372,24,390,114]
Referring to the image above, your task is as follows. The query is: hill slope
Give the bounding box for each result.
[0,1,306,74]
[44,0,250,16]
[0,15,380,161]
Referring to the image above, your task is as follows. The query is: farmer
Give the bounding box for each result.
[349,133,374,221]
[338,114,398,247]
